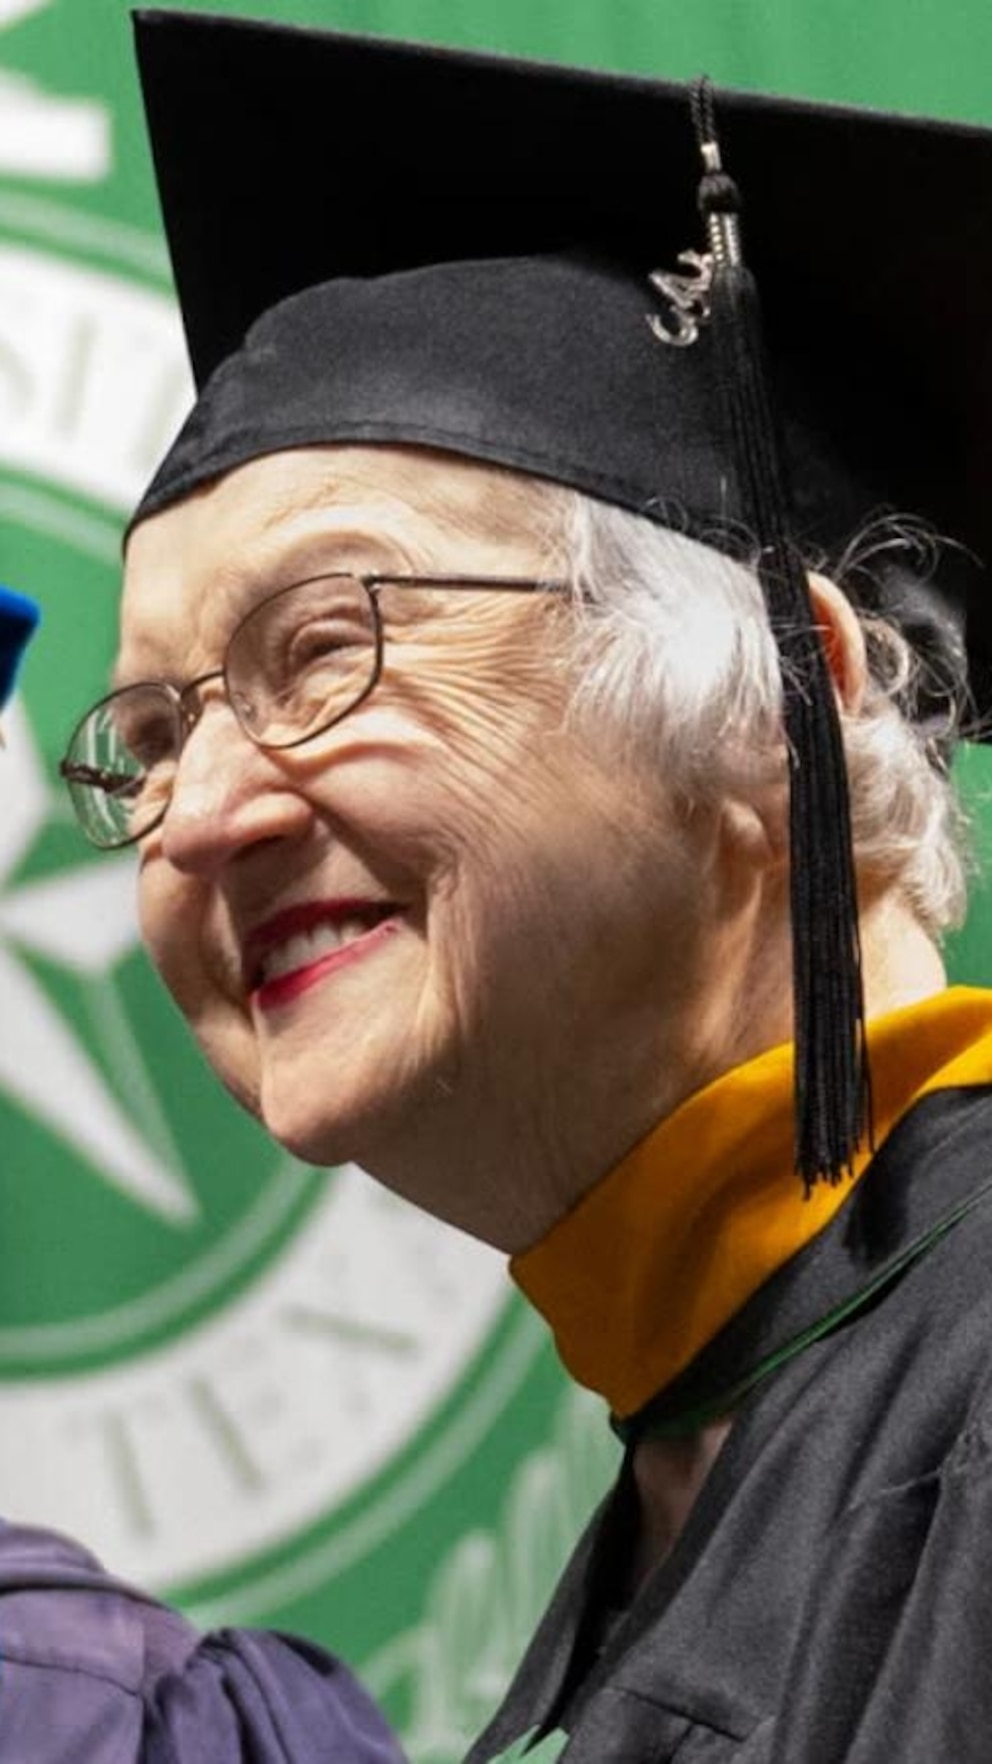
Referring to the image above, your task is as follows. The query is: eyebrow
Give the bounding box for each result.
[112,533,412,693]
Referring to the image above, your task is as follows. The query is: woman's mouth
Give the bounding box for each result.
[244,900,403,1009]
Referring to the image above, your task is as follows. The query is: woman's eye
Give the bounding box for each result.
[291,622,346,661]
[115,713,175,771]
[284,616,367,671]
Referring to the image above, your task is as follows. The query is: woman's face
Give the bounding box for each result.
[121,446,741,1248]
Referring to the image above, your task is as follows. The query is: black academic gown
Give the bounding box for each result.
[466,1083,992,1762]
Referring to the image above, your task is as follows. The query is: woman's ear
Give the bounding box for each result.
[807,573,868,715]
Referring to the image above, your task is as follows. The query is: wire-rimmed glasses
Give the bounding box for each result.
[59,571,568,850]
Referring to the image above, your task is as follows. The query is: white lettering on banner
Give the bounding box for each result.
[0,1172,504,1587]
[0,243,191,505]
[0,73,110,181]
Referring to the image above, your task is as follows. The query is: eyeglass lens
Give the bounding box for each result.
[229,575,378,746]
[61,575,380,849]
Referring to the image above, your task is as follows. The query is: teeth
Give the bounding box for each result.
[338,917,370,947]
[256,916,383,986]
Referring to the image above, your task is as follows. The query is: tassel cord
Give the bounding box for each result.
[688,90,872,1182]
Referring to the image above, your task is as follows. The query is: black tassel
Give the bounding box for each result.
[690,81,871,1186]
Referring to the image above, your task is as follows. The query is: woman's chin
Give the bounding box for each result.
[256,1073,394,1171]
[259,1101,351,1168]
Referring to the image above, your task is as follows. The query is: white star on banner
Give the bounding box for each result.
[0,700,197,1223]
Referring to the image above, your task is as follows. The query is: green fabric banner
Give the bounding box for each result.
[0,3,988,1759]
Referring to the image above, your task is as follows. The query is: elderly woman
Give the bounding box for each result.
[59,10,992,1763]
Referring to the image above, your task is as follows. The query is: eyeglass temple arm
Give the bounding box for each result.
[59,759,141,798]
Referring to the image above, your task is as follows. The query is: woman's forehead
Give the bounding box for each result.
[118,443,559,672]
[130,445,556,579]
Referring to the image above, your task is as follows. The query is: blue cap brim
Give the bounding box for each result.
[0,587,40,711]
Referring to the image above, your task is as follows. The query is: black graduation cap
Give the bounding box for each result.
[130,8,992,1184]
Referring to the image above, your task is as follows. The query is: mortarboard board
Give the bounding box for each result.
[128,9,992,1183]
[0,587,39,717]
[132,10,992,626]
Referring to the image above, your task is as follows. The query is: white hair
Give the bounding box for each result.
[541,488,969,938]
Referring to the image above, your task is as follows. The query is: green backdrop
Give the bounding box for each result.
[0,3,989,1759]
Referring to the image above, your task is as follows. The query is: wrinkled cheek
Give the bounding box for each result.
[137,870,202,1013]
[137,873,262,1114]
[425,853,528,1047]
[208,1028,263,1119]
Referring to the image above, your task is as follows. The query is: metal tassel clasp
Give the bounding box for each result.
[646,249,713,348]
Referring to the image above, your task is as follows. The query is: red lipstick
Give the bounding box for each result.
[244,899,402,1011]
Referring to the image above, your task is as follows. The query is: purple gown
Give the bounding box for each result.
[0,1520,406,1761]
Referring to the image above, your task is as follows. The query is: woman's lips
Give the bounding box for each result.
[243,899,403,1010]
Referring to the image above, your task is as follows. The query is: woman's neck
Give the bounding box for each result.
[626,1418,734,1595]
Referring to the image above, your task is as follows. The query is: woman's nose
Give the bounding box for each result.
[158,702,312,876]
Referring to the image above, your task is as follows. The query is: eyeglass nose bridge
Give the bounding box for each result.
[156,667,270,842]
[172,666,237,750]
